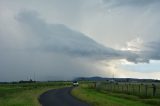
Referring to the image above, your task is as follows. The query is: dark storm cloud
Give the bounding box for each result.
[103,0,160,7]
[1,10,160,81]
[15,10,127,60]
[16,10,157,64]
[1,10,129,81]
[121,40,160,63]
[139,41,160,61]
[0,10,138,81]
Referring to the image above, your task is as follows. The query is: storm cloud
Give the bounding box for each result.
[1,0,160,81]
[103,0,160,7]
[16,11,147,63]
[138,40,160,62]
[0,10,124,81]
[0,10,139,81]
[14,11,128,60]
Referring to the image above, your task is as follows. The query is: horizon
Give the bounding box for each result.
[0,76,159,83]
[1,0,160,81]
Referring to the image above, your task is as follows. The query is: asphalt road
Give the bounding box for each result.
[39,87,89,106]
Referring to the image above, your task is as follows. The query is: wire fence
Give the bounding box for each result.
[89,82,160,98]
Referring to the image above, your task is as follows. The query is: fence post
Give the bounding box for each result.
[126,84,128,93]
[112,84,114,91]
[117,85,119,92]
[145,85,148,96]
[116,83,118,92]
[132,85,134,94]
[138,85,141,95]
[110,84,112,91]
[107,84,109,90]
[94,82,96,89]
[122,85,123,92]
[152,84,156,96]
[113,84,114,92]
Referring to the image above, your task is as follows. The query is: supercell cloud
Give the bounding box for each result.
[0,0,160,81]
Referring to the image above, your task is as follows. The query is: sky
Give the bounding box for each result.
[0,0,160,81]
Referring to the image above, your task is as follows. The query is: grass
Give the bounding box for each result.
[0,82,71,106]
[71,85,159,106]
[0,87,56,106]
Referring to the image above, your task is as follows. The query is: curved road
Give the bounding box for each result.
[39,87,89,106]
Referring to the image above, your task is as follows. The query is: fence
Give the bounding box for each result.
[91,82,160,98]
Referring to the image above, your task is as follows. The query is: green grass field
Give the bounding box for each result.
[1,81,159,106]
[0,81,71,106]
[71,83,160,106]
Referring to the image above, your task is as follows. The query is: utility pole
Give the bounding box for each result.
[34,72,36,82]
[112,72,115,80]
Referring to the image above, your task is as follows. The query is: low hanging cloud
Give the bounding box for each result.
[123,38,160,63]
[139,41,160,62]
[103,0,160,8]
[0,10,131,81]
[12,10,160,63]
[0,10,160,81]
[15,10,127,61]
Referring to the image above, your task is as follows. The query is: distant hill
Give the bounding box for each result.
[74,76,111,81]
[74,76,160,83]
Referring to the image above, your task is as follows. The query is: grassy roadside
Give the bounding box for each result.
[71,86,158,106]
[0,82,71,106]
[0,87,52,106]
